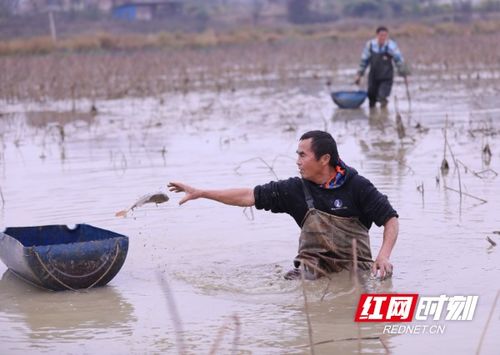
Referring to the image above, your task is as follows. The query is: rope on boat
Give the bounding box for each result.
[33,242,121,292]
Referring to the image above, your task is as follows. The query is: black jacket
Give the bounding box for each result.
[253,167,398,229]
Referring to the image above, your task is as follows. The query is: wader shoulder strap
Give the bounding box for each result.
[300,179,315,210]
[384,44,393,58]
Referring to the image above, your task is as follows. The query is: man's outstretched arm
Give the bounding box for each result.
[168,182,255,207]
[372,216,398,279]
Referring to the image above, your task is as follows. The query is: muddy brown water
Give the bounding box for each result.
[0,73,499,354]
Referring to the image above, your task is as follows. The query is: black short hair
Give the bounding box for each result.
[300,130,339,167]
[376,26,389,34]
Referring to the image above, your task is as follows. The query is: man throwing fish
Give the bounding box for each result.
[168,131,398,280]
[354,26,406,108]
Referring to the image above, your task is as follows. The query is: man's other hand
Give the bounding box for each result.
[371,256,393,280]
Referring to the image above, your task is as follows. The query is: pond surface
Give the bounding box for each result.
[0,73,499,354]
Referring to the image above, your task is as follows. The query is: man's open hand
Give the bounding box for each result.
[167,182,200,205]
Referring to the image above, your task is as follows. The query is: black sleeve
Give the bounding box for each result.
[354,176,398,227]
[253,178,301,214]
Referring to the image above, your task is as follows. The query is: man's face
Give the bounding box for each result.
[296,138,326,181]
[376,30,388,45]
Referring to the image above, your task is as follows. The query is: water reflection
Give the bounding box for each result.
[0,83,498,353]
[339,107,413,166]
[25,111,96,129]
[368,107,391,129]
[331,108,369,123]
[0,270,136,340]
[280,271,394,354]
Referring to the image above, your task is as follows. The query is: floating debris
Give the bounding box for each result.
[441,158,450,175]
[482,143,492,165]
[115,192,169,217]
[414,122,429,134]
[486,236,497,247]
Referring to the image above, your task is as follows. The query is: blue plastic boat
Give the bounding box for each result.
[331,90,368,109]
[0,224,129,291]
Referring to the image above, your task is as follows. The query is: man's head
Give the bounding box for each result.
[297,131,339,182]
[376,26,389,45]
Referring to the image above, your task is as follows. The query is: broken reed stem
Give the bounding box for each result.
[476,290,500,355]
[300,264,316,355]
[396,158,415,175]
[352,238,362,354]
[443,115,448,161]
[299,335,381,347]
[486,236,496,247]
[271,154,296,167]
[209,313,241,355]
[0,186,5,206]
[234,157,279,180]
[157,273,186,355]
[243,206,255,221]
[319,106,329,132]
[456,159,498,179]
[209,321,229,355]
[404,76,412,112]
[380,335,391,354]
[351,239,359,286]
[318,234,342,301]
[475,169,498,178]
[320,278,333,302]
[444,186,487,203]
[231,314,241,355]
[306,229,338,301]
[297,259,334,302]
[300,258,332,283]
[445,137,462,200]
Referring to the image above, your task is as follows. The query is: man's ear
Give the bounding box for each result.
[320,154,331,166]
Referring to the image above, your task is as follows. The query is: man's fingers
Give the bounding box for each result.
[168,182,185,193]
[371,260,393,279]
[168,181,197,205]
[380,264,393,280]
